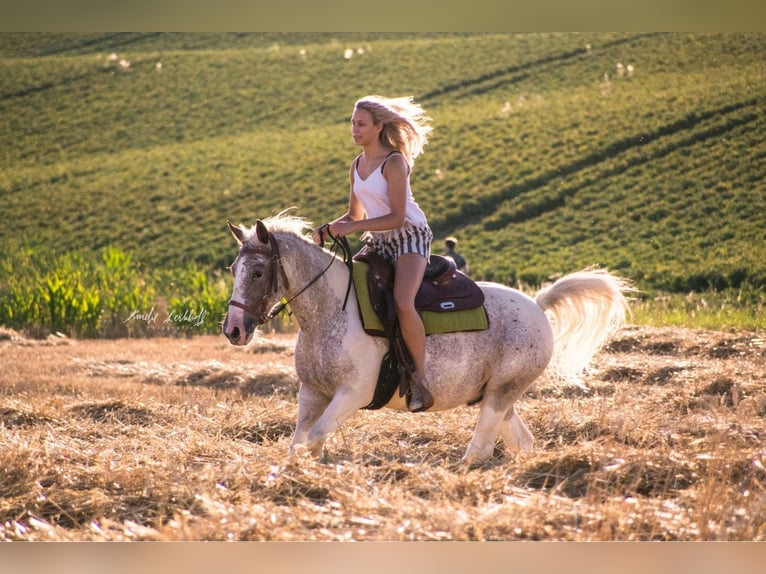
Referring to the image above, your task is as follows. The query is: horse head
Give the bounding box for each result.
[223,219,289,345]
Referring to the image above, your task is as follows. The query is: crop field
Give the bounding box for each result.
[1,32,765,337]
[0,325,764,541]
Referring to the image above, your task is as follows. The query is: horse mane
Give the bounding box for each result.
[240,209,314,247]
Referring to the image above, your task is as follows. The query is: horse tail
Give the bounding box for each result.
[535,267,635,386]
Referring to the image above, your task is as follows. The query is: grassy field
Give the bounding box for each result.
[1,32,765,336]
[0,326,764,541]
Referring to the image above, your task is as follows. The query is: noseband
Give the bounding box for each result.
[227,230,353,324]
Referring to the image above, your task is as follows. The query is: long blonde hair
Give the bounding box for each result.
[354,95,433,165]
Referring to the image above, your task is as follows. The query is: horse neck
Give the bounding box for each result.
[275,233,351,329]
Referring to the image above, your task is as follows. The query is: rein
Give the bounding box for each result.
[317,224,355,312]
[227,227,354,323]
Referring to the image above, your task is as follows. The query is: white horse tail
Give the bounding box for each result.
[535,267,635,386]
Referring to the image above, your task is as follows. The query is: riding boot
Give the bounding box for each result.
[408,376,434,413]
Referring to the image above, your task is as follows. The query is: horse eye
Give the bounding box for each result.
[253,269,264,279]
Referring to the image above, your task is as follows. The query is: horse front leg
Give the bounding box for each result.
[304,386,371,459]
[290,385,330,458]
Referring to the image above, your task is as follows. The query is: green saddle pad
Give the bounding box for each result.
[352,260,489,336]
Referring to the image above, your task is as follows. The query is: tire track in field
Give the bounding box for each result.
[0,82,57,101]
[0,57,156,102]
[419,33,660,103]
[0,33,165,102]
[22,32,162,57]
[430,97,762,235]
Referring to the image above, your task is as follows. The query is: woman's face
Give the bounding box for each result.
[351,108,381,147]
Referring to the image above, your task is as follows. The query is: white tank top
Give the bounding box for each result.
[352,152,428,228]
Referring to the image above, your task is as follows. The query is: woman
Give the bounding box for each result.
[314,95,434,412]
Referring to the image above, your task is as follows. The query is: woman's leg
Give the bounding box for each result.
[394,253,431,411]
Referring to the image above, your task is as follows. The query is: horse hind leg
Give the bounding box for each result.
[462,403,534,466]
[499,405,534,452]
[462,402,506,466]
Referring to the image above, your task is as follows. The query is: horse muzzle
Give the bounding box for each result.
[223,303,261,346]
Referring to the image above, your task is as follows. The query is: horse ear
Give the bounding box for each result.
[227,220,245,244]
[255,220,270,245]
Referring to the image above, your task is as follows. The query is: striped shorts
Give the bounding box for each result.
[362,222,433,265]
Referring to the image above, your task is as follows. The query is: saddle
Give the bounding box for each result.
[353,247,486,410]
[354,247,486,331]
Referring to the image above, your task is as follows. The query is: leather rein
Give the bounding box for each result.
[227,227,354,323]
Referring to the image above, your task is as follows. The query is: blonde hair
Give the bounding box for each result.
[354,95,433,165]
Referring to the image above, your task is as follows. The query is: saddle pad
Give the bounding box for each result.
[353,260,489,336]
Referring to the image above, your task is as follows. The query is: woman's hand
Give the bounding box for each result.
[312,223,331,245]
[329,221,356,238]
[313,217,358,245]
[313,220,356,245]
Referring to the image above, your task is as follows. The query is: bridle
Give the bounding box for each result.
[226,234,288,322]
[227,227,354,324]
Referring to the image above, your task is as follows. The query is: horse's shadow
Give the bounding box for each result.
[317,441,510,472]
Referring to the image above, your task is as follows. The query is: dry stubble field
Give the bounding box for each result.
[0,325,764,541]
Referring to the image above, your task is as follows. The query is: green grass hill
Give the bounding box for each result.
[1,32,765,334]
